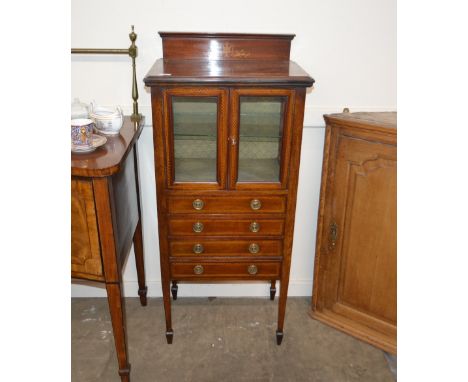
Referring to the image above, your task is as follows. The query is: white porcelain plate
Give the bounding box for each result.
[71,134,107,154]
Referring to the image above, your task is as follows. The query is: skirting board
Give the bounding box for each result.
[71,279,313,298]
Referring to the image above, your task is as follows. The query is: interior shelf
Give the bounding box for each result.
[174,158,280,182]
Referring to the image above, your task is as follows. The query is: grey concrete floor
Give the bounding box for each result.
[72,297,396,382]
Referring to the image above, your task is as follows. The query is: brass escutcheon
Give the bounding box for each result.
[250,199,262,210]
[193,243,204,254]
[247,264,258,275]
[249,221,260,233]
[192,199,204,210]
[329,221,338,250]
[249,243,260,254]
[193,265,204,275]
[193,222,204,233]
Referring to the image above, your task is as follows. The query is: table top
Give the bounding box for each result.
[71,117,144,178]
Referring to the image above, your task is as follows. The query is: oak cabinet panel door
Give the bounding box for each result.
[312,112,397,354]
[326,136,396,323]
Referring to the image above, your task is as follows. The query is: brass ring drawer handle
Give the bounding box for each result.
[193,265,204,275]
[193,222,204,233]
[192,199,204,210]
[249,221,260,233]
[193,243,204,254]
[249,243,260,254]
[250,199,262,210]
[247,264,258,275]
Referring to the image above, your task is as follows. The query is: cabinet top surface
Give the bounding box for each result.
[71,117,143,178]
[158,32,296,40]
[144,32,314,86]
[144,58,314,86]
[325,112,397,131]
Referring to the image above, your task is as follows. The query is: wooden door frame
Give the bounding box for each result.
[162,87,229,190]
[228,88,296,190]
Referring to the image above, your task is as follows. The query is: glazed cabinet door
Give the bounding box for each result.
[321,133,397,342]
[228,89,295,189]
[163,88,228,190]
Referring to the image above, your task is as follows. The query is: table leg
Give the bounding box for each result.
[133,220,147,306]
[277,277,290,345]
[106,282,131,382]
[162,277,173,344]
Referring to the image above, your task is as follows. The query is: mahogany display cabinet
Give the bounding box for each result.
[144,32,314,344]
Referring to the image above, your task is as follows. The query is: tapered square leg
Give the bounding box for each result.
[277,277,290,346]
[106,282,131,381]
[133,220,147,306]
[161,277,173,344]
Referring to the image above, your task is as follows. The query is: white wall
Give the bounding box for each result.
[71,0,396,297]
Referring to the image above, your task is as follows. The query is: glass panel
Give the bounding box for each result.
[238,96,286,182]
[172,97,217,182]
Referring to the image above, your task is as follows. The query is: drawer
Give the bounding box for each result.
[168,218,284,236]
[171,261,281,279]
[170,239,282,257]
[167,195,286,214]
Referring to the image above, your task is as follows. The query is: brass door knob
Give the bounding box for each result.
[249,221,260,233]
[193,243,204,254]
[193,265,204,275]
[247,264,258,275]
[193,222,204,233]
[192,199,204,210]
[250,199,262,210]
[249,243,260,254]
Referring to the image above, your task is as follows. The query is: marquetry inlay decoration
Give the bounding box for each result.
[71,179,103,277]
[222,42,250,58]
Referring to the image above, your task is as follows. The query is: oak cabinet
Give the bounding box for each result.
[310,112,397,354]
[144,32,314,344]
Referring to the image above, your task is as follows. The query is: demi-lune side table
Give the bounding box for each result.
[71,117,147,382]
